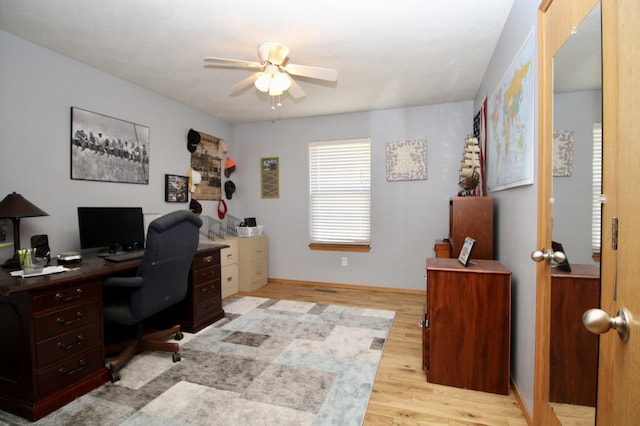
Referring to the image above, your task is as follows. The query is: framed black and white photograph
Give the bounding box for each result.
[458,237,476,267]
[71,107,150,184]
[165,174,189,202]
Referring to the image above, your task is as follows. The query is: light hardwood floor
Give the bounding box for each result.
[239,280,529,426]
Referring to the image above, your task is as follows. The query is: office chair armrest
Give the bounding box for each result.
[103,276,144,288]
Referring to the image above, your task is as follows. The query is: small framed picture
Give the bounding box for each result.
[261,157,279,199]
[165,174,189,202]
[458,237,476,267]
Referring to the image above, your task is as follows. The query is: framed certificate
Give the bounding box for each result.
[458,237,476,267]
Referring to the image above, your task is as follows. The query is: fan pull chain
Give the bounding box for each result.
[270,95,283,110]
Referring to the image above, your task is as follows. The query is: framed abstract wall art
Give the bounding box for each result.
[385,139,427,182]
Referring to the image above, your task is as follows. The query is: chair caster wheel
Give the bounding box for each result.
[110,371,121,383]
[172,352,181,362]
[174,331,184,341]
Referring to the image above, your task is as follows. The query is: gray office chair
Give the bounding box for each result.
[102,210,202,382]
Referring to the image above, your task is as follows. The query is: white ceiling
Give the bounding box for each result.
[0,0,515,124]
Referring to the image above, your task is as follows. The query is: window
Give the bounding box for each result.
[308,138,371,250]
[592,122,602,256]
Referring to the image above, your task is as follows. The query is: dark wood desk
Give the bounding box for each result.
[0,243,226,421]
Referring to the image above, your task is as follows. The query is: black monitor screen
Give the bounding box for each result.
[77,207,145,252]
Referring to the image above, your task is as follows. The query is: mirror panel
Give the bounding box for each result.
[550,3,601,424]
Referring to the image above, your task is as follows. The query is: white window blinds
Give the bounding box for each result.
[309,138,371,245]
[592,122,602,255]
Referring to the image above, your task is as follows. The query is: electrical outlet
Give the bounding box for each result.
[341,256,348,266]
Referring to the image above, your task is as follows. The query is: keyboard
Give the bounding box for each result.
[103,250,145,262]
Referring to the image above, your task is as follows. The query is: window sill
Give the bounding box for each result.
[308,243,370,253]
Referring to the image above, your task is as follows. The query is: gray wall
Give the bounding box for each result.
[229,105,469,289]
[474,0,540,416]
[0,30,232,256]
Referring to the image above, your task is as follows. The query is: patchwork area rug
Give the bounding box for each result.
[0,296,395,426]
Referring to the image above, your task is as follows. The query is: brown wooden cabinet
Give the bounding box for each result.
[549,264,600,407]
[169,246,226,333]
[424,258,511,395]
[0,276,109,421]
[448,196,494,259]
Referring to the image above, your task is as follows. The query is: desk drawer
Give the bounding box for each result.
[221,240,238,267]
[36,323,101,368]
[193,265,221,285]
[194,279,221,302]
[34,300,101,342]
[246,240,267,262]
[33,281,101,313]
[193,251,220,271]
[221,264,238,298]
[37,347,103,397]
[195,295,222,320]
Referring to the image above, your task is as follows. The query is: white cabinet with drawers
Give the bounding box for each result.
[238,235,268,292]
[219,237,239,299]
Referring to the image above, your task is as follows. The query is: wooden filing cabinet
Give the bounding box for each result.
[220,238,239,299]
[425,258,511,395]
[0,278,108,421]
[170,246,225,333]
[434,239,452,258]
[449,196,494,259]
[238,235,268,292]
[550,264,600,407]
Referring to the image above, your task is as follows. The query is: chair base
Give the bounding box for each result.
[105,324,184,382]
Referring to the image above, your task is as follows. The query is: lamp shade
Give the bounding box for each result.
[254,73,271,93]
[0,192,48,219]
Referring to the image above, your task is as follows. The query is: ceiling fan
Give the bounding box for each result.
[203,42,337,104]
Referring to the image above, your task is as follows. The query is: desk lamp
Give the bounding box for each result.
[0,192,48,269]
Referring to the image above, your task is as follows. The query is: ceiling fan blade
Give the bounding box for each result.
[287,78,306,99]
[228,74,259,94]
[204,57,263,69]
[283,63,337,82]
[258,42,289,66]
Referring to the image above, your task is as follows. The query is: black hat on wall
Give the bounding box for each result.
[224,181,236,200]
[187,129,200,153]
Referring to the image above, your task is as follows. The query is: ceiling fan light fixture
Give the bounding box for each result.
[254,73,270,92]
[271,72,292,93]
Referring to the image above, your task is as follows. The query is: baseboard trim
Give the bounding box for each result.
[267,277,425,295]
[511,376,533,425]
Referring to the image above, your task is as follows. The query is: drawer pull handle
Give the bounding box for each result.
[226,276,233,282]
[225,254,233,259]
[201,285,216,293]
[57,312,82,326]
[202,256,213,263]
[56,288,83,302]
[58,334,84,350]
[59,359,86,376]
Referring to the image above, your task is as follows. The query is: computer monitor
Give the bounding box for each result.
[77,207,145,254]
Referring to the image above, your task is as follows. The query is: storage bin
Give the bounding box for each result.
[236,225,263,238]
